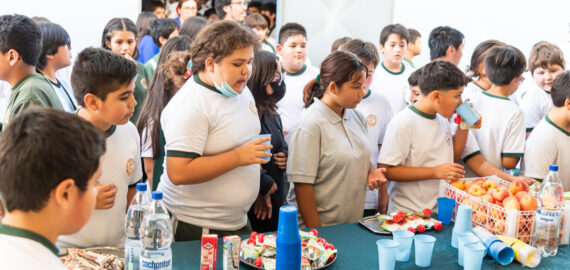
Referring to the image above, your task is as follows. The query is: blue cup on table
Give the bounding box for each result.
[437,197,455,224]
[452,204,473,248]
[251,134,272,161]
[377,239,399,270]
[463,242,487,270]
[392,230,414,262]
[414,235,436,267]
[458,232,481,266]
[276,206,301,270]
[456,102,480,125]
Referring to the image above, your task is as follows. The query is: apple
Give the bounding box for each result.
[483,180,498,191]
[497,184,508,191]
[494,220,506,233]
[474,212,488,225]
[515,191,528,201]
[519,194,538,211]
[503,198,521,211]
[450,180,465,190]
[509,180,529,195]
[480,194,495,204]
[464,180,474,190]
[488,204,505,219]
[474,178,486,187]
[491,188,509,202]
[468,185,486,197]
[495,201,503,207]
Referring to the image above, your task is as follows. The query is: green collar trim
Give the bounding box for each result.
[363,89,371,99]
[545,115,570,136]
[381,62,405,75]
[104,125,116,137]
[0,223,59,255]
[408,104,436,119]
[403,58,414,68]
[481,90,510,100]
[473,81,486,91]
[263,39,276,54]
[12,73,44,90]
[286,65,307,76]
[194,74,222,94]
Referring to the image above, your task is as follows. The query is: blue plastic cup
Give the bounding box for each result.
[451,204,473,248]
[377,239,399,270]
[414,235,436,267]
[392,230,414,262]
[251,134,272,161]
[463,242,486,270]
[276,206,301,270]
[458,232,481,266]
[437,197,455,224]
[456,102,480,125]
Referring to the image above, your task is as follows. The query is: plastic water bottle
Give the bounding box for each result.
[531,165,564,257]
[140,191,173,270]
[125,183,150,270]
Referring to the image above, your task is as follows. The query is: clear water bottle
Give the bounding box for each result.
[531,164,564,257]
[140,191,173,270]
[125,183,150,270]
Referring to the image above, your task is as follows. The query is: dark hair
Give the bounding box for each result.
[247,51,279,117]
[0,108,105,212]
[189,20,258,74]
[340,39,379,68]
[136,12,157,42]
[178,0,197,8]
[102,18,139,58]
[248,1,262,10]
[137,36,192,158]
[418,60,469,95]
[144,0,166,12]
[529,42,566,74]
[245,14,268,29]
[304,51,368,108]
[260,2,276,14]
[485,45,527,86]
[180,15,208,40]
[0,15,43,66]
[72,47,138,106]
[151,18,179,47]
[408,67,422,87]
[278,22,306,45]
[380,24,409,45]
[408,29,421,43]
[37,23,71,70]
[550,71,570,107]
[204,8,218,19]
[215,0,231,18]
[428,26,464,60]
[469,40,505,78]
[331,36,352,52]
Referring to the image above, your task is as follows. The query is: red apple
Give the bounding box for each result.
[491,187,509,202]
[468,185,486,197]
[494,220,506,233]
[503,198,521,211]
[509,180,529,195]
[481,194,495,204]
[464,180,474,190]
[450,180,465,190]
[515,191,528,201]
[483,180,498,191]
[519,194,538,211]
[474,178,486,187]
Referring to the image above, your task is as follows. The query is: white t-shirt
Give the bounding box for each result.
[356,90,393,210]
[0,224,66,269]
[277,64,319,142]
[462,81,486,101]
[523,115,570,188]
[520,85,553,132]
[261,38,277,55]
[158,74,260,231]
[469,91,526,170]
[378,105,454,213]
[0,80,11,124]
[57,122,142,249]
[370,63,414,114]
[510,71,534,105]
[141,122,154,159]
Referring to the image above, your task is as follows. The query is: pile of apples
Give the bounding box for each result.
[449,178,538,211]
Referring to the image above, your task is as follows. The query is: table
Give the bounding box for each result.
[171,222,568,269]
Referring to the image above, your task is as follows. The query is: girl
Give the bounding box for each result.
[246,51,288,232]
[135,11,158,63]
[175,0,198,27]
[158,21,270,241]
[137,35,192,191]
[102,18,153,124]
[179,15,208,41]
[463,40,505,100]
[286,51,386,228]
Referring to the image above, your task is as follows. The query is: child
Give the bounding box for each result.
[175,0,198,26]
[157,21,271,241]
[145,0,167,18]
[403,28,421,68]
[57,48,142,249]
[428,26,464,66]
[370,24,414,114]
[276,22,319,141]
[135,11,158,63]
[520,42,566,134]
[378,60,469,213]
[407,67,422,103]
[0,15,64,126]
[330,36,352,52]
[340,39,394,215]
[245,14,276,54]
[179,15,208,40]
[36,22,79,113]
[247,1,262,14]
[462,40,505,100]
[102,18,153,124]
[524,71,570,187]
[144,18,180,74]
[215,0,247,23]
[260,3,276,38]
[469,45,526,171]
[0,108,105,269]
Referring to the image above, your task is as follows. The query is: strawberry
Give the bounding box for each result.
[247,238,254,244]
[301,241,307,247]
[393,215,403,223]
[272,233,277,237]
[398,219,408,226]
[325,243,335,250]
[434,222,442,231]
[310,229,319,237]
[396,211,405,217]
[407,227,415,233]
[385,220,395,225]
[417,224,426,233]
[454,114,462,124]
[317,238,327,246]
[254,257,263,267]
[250,231,257,239]
[327,254,335,263]
[423,208,431,217]
[257,233,265,243]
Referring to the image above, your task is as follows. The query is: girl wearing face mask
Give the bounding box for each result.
[158,21,271,241]
[246,51,288,233]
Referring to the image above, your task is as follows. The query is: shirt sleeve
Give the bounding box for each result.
[523,131,554,180]
[163,99,208,159]
[378,117,411,166]
[520,93,540,132]
[130,125,144,185]
[140,125,154,159]
[501,110,526,158]
[286,124,321,184]
[462,130,481,162]
[377,106,393,145]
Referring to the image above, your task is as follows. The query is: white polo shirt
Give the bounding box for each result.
[378,105,454,214]
[158,74,261,231]
[0,224,65,269]
[370,63,413,114]
[57,122,142,249]
[520,85,553,132]
[462,81,486,101]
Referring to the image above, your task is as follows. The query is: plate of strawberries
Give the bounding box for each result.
[359,208,443,234]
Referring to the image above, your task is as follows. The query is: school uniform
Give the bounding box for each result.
[286,98,371,227]
[136,35,160,64]
[520,85,553,132]
[144,53,161,76]
[370,63,413,114]
[132,62,152,124]
[0,81,11,126]
[0,223,65,269]
[378,105,454,214]
[403,57,415,69]
[260,38,276,55]
[462,81,487,101]
[57,122,143,249]
[36,71,78,113]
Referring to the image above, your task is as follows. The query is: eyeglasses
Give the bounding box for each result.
[231,1,247,7]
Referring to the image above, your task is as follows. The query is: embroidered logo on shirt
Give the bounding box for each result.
[141,78,148,89]
[366,114,377,127]
[250,101,258,116]
[126,158,135,177]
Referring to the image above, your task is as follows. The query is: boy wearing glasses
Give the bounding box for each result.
[215,0,247,23]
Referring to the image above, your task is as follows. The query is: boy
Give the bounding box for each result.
[524,71,570,187]
[404,28,421,68]
[370,24,414,114]
[520,42,565,134]
[330,36,352,52]
[428,26,464,66]
[215,0,247,23]
[407,67,422,103]
[145,18,180,74]
[469,45,526,171]
[0,14,63,127]
[145,0,167,18]
[378,60,469,213]
[276,23,319,141]
[57,48,143,249]
[0,108,106,269]
[260,2,276,38]
[247,1,262,14]
[245,14,276,54]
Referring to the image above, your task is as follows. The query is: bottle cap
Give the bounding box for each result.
[136,183,147,191]
[549,164,559,171]
[152,191,163,200]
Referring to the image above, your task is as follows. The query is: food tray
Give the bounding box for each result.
[359,214,391,234]
[240,253,337,270]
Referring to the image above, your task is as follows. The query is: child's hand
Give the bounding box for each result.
[434,163,465,180]
[253,194,272,220]
[511,175,536,185]
[273,152,287,170]
[368,168,387,190]
[266,183,278,196]
[95,184,118,210]
[235,137,272,166]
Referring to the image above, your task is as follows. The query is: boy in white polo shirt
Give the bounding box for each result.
[57,48,142,249]
[0,108,105,269]
[378,61,470,214]
[524,71,570,187]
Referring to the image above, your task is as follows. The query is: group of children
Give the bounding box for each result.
[0,2,569,268]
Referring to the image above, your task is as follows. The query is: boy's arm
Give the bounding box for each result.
[379,163,465,182]
[452,125,469,162]
[294,183,321,228]
[377,182,389,214]
[126,186,137,209]
[502,157,521,170]
[465,154,535,185]
[143,158,154,191]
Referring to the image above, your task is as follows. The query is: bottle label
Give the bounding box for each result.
[125,240,141,270]
[140,251,172,270]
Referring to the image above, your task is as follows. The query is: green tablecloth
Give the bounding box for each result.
[171,222,568,269]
